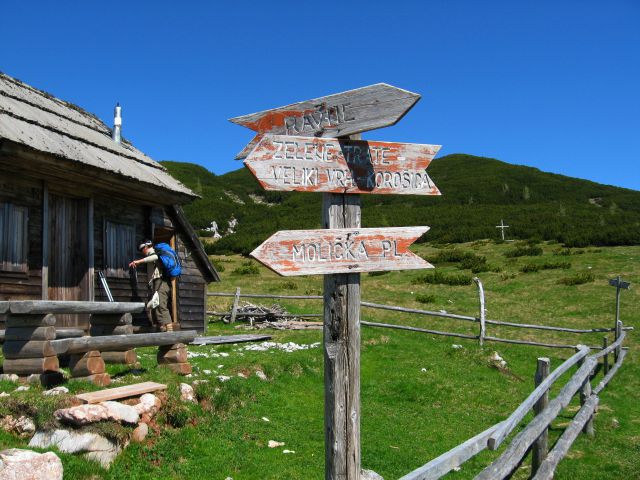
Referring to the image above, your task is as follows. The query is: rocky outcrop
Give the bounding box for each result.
[29,429,122,468]
[0,448,63,480]
[54,401,139,426]
[0,416,35,437]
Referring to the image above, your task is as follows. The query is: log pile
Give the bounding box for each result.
[1,314,63,385]
[157,343,192,375]
[227,302,321,330]
[89,313,138,367]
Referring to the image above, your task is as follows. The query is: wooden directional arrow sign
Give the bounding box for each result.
[244,135,441,195]
[250,227,432,276]
[230,83,421,159]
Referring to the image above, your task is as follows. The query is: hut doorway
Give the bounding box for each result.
[152,225,179,325]
[48,194,91,327]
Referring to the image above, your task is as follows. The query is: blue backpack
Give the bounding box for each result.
[154,243,182,278]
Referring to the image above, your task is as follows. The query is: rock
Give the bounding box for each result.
[261,417,270,422]
[0,416,36,437]
[0,374,19,383]
[180,383,196,403]
[255,370,268,381]
[361,469,384,480]
[131,423,149,443]
[268,440,285,448]
[135,394,162,417]
[29,429,122,468]
[0,392,9,398]
[203,369,212,375]
[0,448,63,480]
[192,380,209,386]
[102,401,139,424]
[14,386,29,392]
[55,401,139,426]
[452,344,463,349]
[217,375,231,382]
[236,373,247,379]
[282,449,295,454]
[43,386,69,396]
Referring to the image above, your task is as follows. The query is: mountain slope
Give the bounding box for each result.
[162,154,640,254]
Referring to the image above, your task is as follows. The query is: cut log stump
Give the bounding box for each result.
[101,350,138,365]
[69,351,106,377]
[71,373,112,387]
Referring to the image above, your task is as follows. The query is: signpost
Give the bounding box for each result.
[230,83,421,159]
[231,83,438,480]
[251,227,432,276]
[609,276,630,361]
[244,135,441,195]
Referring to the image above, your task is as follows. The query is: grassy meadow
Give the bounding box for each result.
[0,240,638,479]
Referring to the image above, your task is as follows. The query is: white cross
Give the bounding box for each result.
[496,219,509,241]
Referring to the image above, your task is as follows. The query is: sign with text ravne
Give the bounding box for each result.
[244,135,441,195]
[230,83,421,159]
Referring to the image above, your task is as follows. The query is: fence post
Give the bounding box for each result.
[614,320,622,363]
[602,337,609,374]
[229,287,241,324]
[473,277,486,347]
[531,357,550,475]
[577,354,595,436]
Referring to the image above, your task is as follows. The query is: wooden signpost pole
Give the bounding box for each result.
[232,84,437,480]
[323,136,362,479]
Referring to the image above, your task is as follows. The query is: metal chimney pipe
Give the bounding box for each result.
[112,103,122,143]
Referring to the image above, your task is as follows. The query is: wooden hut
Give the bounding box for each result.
[0,72,218,333]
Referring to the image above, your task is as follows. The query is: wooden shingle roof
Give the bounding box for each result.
[0,72,196,199]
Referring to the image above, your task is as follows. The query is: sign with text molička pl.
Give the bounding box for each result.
[229,83,421,159]
[250,227,432,276]
[244,135,441,195]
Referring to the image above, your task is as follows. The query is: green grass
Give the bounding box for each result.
[0,241,638,479]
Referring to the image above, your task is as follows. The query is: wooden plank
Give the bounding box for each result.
[475,357,597,480]
[244,135,440,195]
[8,300,145,314]
[531,358,551,475]
[0,302,9,314]
[322,191,361,480]
[90,313,133,326]
[190,334,272,346]
[51,330,197,355]
[75,381,167,404]
[230,83,421,159]
[487,347,590,450]
[530,395,599,480]
[399,421,505,480]
[251,227,432,276]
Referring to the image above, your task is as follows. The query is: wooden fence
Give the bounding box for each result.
[208,283,632,477]
[400,329,628,479]
[206,279,632,351]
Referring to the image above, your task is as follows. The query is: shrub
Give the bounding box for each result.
[459,255,490,273]
[558,272,595,285]
[519,261,571,273]
[211,260,226,272]
[232,261,260,275]
[413,271,472,286]
[281,280,297,290]
[368,271,389,277]
[504,245,543,258]
[415,293,436,304]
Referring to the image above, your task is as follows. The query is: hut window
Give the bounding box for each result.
[104,220,135,277]
[0,203,29,273]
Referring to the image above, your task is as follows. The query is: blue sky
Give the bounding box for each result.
[2,1,639,190]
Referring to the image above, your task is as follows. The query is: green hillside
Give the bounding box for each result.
[162,154,640,255]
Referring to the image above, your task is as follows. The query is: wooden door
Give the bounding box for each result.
[48,195,90,327]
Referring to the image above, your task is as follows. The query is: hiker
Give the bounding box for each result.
[129,240,175,331]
